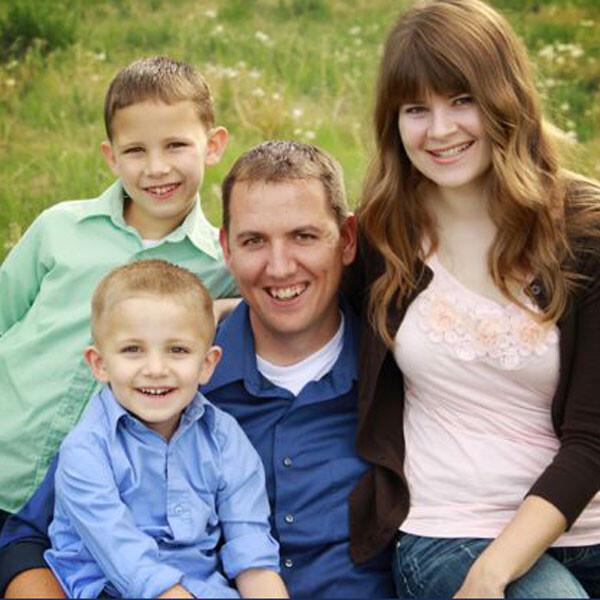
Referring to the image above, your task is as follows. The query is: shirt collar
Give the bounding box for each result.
[77,179,221,259]
[202,295,359,399]
[100,385,216,440]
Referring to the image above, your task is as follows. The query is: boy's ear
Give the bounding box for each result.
[204,127,228,167]
[84,345,110,383]
[198,345,222,385]
[100,141,120,176]
[340,213,357,266]
[219,228,232,265]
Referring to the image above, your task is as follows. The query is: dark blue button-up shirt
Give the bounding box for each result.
[203,299,394,598]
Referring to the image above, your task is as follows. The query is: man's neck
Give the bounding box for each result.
[250,309,342,366]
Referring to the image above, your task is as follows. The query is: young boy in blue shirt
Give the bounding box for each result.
[0,56,236,519]
[44,259,287,599]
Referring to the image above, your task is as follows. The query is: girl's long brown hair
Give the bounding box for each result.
[358,0,600,347]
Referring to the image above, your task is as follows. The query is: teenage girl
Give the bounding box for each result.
[347,0,600,597]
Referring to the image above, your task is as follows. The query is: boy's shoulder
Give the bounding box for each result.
[38,181,122,226]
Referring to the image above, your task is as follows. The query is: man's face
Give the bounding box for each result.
[220,179,356,358]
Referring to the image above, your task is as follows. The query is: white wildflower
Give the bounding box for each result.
[204,9,217,18]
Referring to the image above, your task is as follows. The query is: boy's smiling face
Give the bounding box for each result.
[101,100,227,240]
[85,293,221,441]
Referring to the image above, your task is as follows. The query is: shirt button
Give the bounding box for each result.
[283,558,293,568]
[174,505,183,515]
[283,457,292,467]
[284,514,294,524]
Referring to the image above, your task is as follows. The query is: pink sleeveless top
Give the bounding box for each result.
[394,254,600,545]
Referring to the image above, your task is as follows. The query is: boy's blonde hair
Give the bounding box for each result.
[221,140,348,232]
[104,56,214,140]
[91,259,215,343]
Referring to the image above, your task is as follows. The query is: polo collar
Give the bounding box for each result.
[77,179,221,259]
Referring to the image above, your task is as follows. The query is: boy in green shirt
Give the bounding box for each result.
[0,56,235,517]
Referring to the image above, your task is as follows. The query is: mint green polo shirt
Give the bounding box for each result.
[0,180,236,512]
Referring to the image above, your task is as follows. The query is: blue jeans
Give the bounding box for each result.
[393,533,600,598]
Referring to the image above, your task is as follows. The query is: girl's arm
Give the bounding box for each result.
[454,495,566,598]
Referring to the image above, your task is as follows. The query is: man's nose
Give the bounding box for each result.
[265,242,296,279]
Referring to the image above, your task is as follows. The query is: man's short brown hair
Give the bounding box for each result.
[221,140,348,232]
[91,259,214,343]
[104,56,214,140]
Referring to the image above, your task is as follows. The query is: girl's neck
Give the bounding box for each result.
[426,180,490,223]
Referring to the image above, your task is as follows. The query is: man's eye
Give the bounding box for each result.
[242,237,263,247]
[295,232,317,242]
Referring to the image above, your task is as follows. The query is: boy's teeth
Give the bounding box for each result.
[268,284,307,300]
[431,142,472,158]
[147,183,178,195]
[139,387,172,396]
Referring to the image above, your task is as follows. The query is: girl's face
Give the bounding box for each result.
[398,92,492,196]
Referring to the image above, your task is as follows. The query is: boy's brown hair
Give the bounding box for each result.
[91,259,215,343]
[104,56,214,140]
[221,140,348,233]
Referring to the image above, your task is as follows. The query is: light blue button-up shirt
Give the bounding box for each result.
[44,386,279,599]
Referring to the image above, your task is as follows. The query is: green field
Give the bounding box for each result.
[1,0,599,260]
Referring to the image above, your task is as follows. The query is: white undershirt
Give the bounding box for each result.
[256,312,344,396]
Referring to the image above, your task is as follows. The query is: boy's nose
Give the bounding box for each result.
[143,353,169,376]
[144,152,171,177]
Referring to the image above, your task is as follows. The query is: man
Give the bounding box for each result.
[0,141,394,598]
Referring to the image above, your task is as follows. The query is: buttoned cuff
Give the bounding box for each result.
[220,532,280,579]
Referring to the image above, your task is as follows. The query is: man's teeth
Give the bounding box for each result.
[139,388,172,396]
[268,284,306,300]
[430,142,472,158]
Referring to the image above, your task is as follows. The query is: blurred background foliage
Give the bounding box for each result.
[0,0,599,259]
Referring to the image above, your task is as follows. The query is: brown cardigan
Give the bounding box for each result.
[345,234,600,563]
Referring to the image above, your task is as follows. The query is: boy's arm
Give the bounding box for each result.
[236,569,288,599]
[4,569,65,599]
[214,412,284,593]
[51,440,187,599]
[0,213,50,336]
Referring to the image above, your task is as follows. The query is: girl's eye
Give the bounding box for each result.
[454,95,474,106]
[402,105,426,115]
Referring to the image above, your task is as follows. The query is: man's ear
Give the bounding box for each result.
[204,126,229,167]
[84,345,110,383]
[219,227,232,265]
[198,345,222,385]
[100,141,120,176]
[339,213,357,266]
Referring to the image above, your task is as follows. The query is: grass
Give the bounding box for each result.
[1,0,599,259]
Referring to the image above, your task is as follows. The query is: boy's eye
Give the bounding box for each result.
[123,147,143,154]
[170,346,189,354]
[167,141,187,149]
[121,345,141,353]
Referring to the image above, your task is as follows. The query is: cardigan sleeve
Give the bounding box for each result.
[527,247,600,526]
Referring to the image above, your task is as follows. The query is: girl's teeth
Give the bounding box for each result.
[431,142,471,158]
